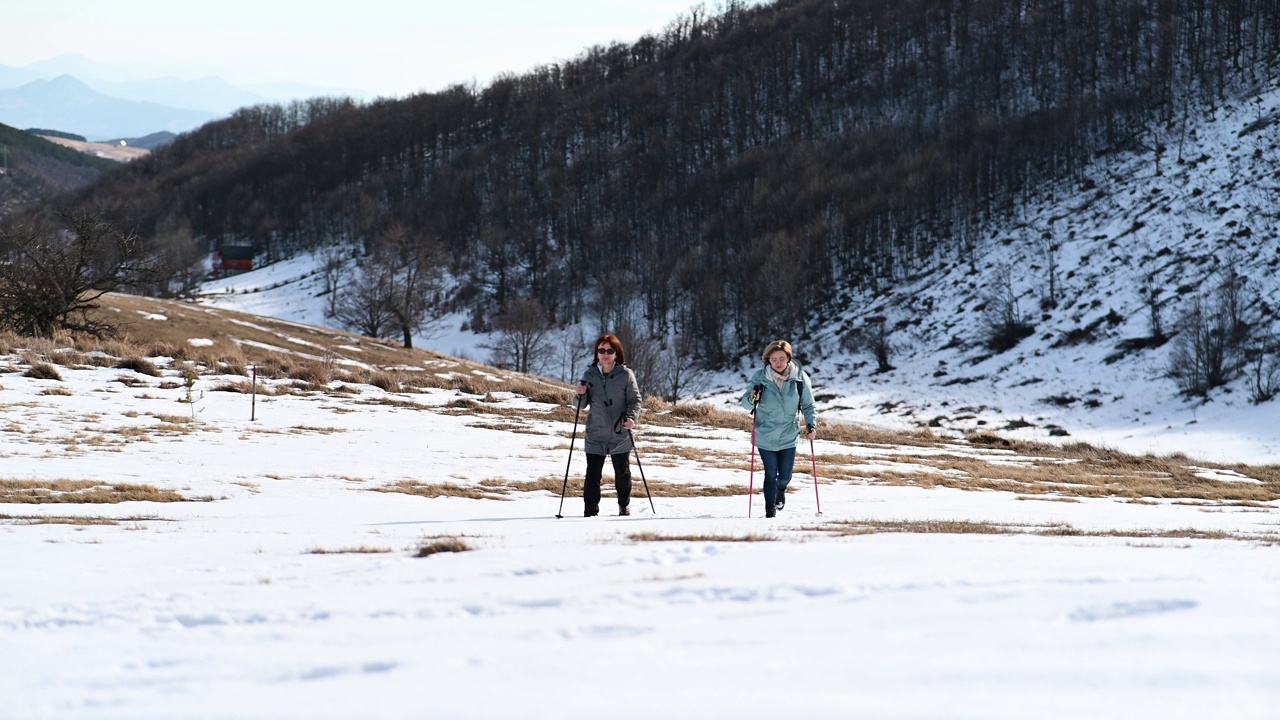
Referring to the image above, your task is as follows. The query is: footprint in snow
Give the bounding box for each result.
[1070,599,1197,622]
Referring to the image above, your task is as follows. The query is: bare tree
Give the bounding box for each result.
[979,265,1035,352]
[151,216,204,298]
[332,261,395,339]
[378,224,447,349]
[549,325,590,383]
[332,225,446,348]
[647,332,706,403]
[1036,230,1060,310]
[0,209,167,337]
[1245,325,1280,404]
[318,241,350,320]
[1139,269,1166,339]
[486,297,552,374]
[1167,277,1256,397]
[842,320,895,373]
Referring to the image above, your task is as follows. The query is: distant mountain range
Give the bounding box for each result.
[0,54,366,141]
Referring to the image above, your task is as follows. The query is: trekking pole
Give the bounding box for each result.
[748,406,759,518]
[555,386,584,518]
[628,429,656,515]
[810,434,822,516]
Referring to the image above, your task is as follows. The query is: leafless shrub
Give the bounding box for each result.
[980,264,1036,352]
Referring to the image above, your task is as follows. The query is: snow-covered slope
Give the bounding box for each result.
[197,87,1280,464]
[799,88,1280,464]
[2,315,1278,718]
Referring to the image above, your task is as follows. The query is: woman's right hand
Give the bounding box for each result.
[575,382,587,396]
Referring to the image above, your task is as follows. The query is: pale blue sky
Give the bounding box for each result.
[7,1,758,97]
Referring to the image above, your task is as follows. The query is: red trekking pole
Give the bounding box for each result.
[810,435,822,516]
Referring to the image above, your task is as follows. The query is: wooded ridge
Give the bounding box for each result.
[40,0,1280,366]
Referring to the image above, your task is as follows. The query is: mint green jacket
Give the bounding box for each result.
[740,362,817,452]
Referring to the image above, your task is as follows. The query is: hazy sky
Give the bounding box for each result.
[6,0,756,97]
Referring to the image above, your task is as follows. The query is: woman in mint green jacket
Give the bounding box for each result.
[740,340,817,518]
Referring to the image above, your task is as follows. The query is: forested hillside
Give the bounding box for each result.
[46,0,1280,365]
[0,123,117,218]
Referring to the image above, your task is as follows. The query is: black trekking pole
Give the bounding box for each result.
[628,429,656,515]
[555,385,585,518]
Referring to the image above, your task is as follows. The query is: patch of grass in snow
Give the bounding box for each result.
[628,532,775,542]
[0,478,200,504]
[821,518,1276,543]
[22,361,62,380]
[811,445,1280,504]
[306,546,394,554]
[4,314,1278,510]
[415,536,473,557]
[1,514,117,525]
[376,480,508,500]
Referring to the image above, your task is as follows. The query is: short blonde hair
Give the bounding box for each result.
[762,340,792,362]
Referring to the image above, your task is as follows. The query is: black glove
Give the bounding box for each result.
[750,384,764,405]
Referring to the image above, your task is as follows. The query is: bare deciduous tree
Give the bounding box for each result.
[152,216,204,298]
[0,209,167,337]
[1167,276,1256,397]
[842,320,895,373]
[378,224,447,349]
[332,225,446,348]
[979,265,1035,352]
[486,297,552,374]
[332,262,395,340]
[319,242,351,320]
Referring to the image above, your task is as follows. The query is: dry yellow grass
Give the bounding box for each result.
[0,478,199,504]
[818,518,1276,543]
[305,546,394,554]
[0,514,120,525]
[416,536,473,556]
[627,531,774,542]
[374,480,508,500]
[5,296,1279,509]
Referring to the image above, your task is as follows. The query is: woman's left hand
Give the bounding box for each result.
[806,426,816,440]
[623,418,635,430]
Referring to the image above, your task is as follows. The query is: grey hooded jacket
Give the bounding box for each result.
[578,362,641,455]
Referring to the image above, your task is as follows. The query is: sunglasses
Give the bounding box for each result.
[596,347,616,355]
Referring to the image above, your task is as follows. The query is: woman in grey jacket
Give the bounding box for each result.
[740,339,817,518]
[574,333,642,516]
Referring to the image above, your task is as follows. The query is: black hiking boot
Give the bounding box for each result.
[619,505,631,516]
[775,487,786,511]
[765,505,776,518]
[585,506,599,517]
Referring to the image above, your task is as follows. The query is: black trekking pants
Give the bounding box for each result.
[584,452,632,515]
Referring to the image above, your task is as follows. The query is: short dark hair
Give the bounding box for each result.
[593,333,626,365]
